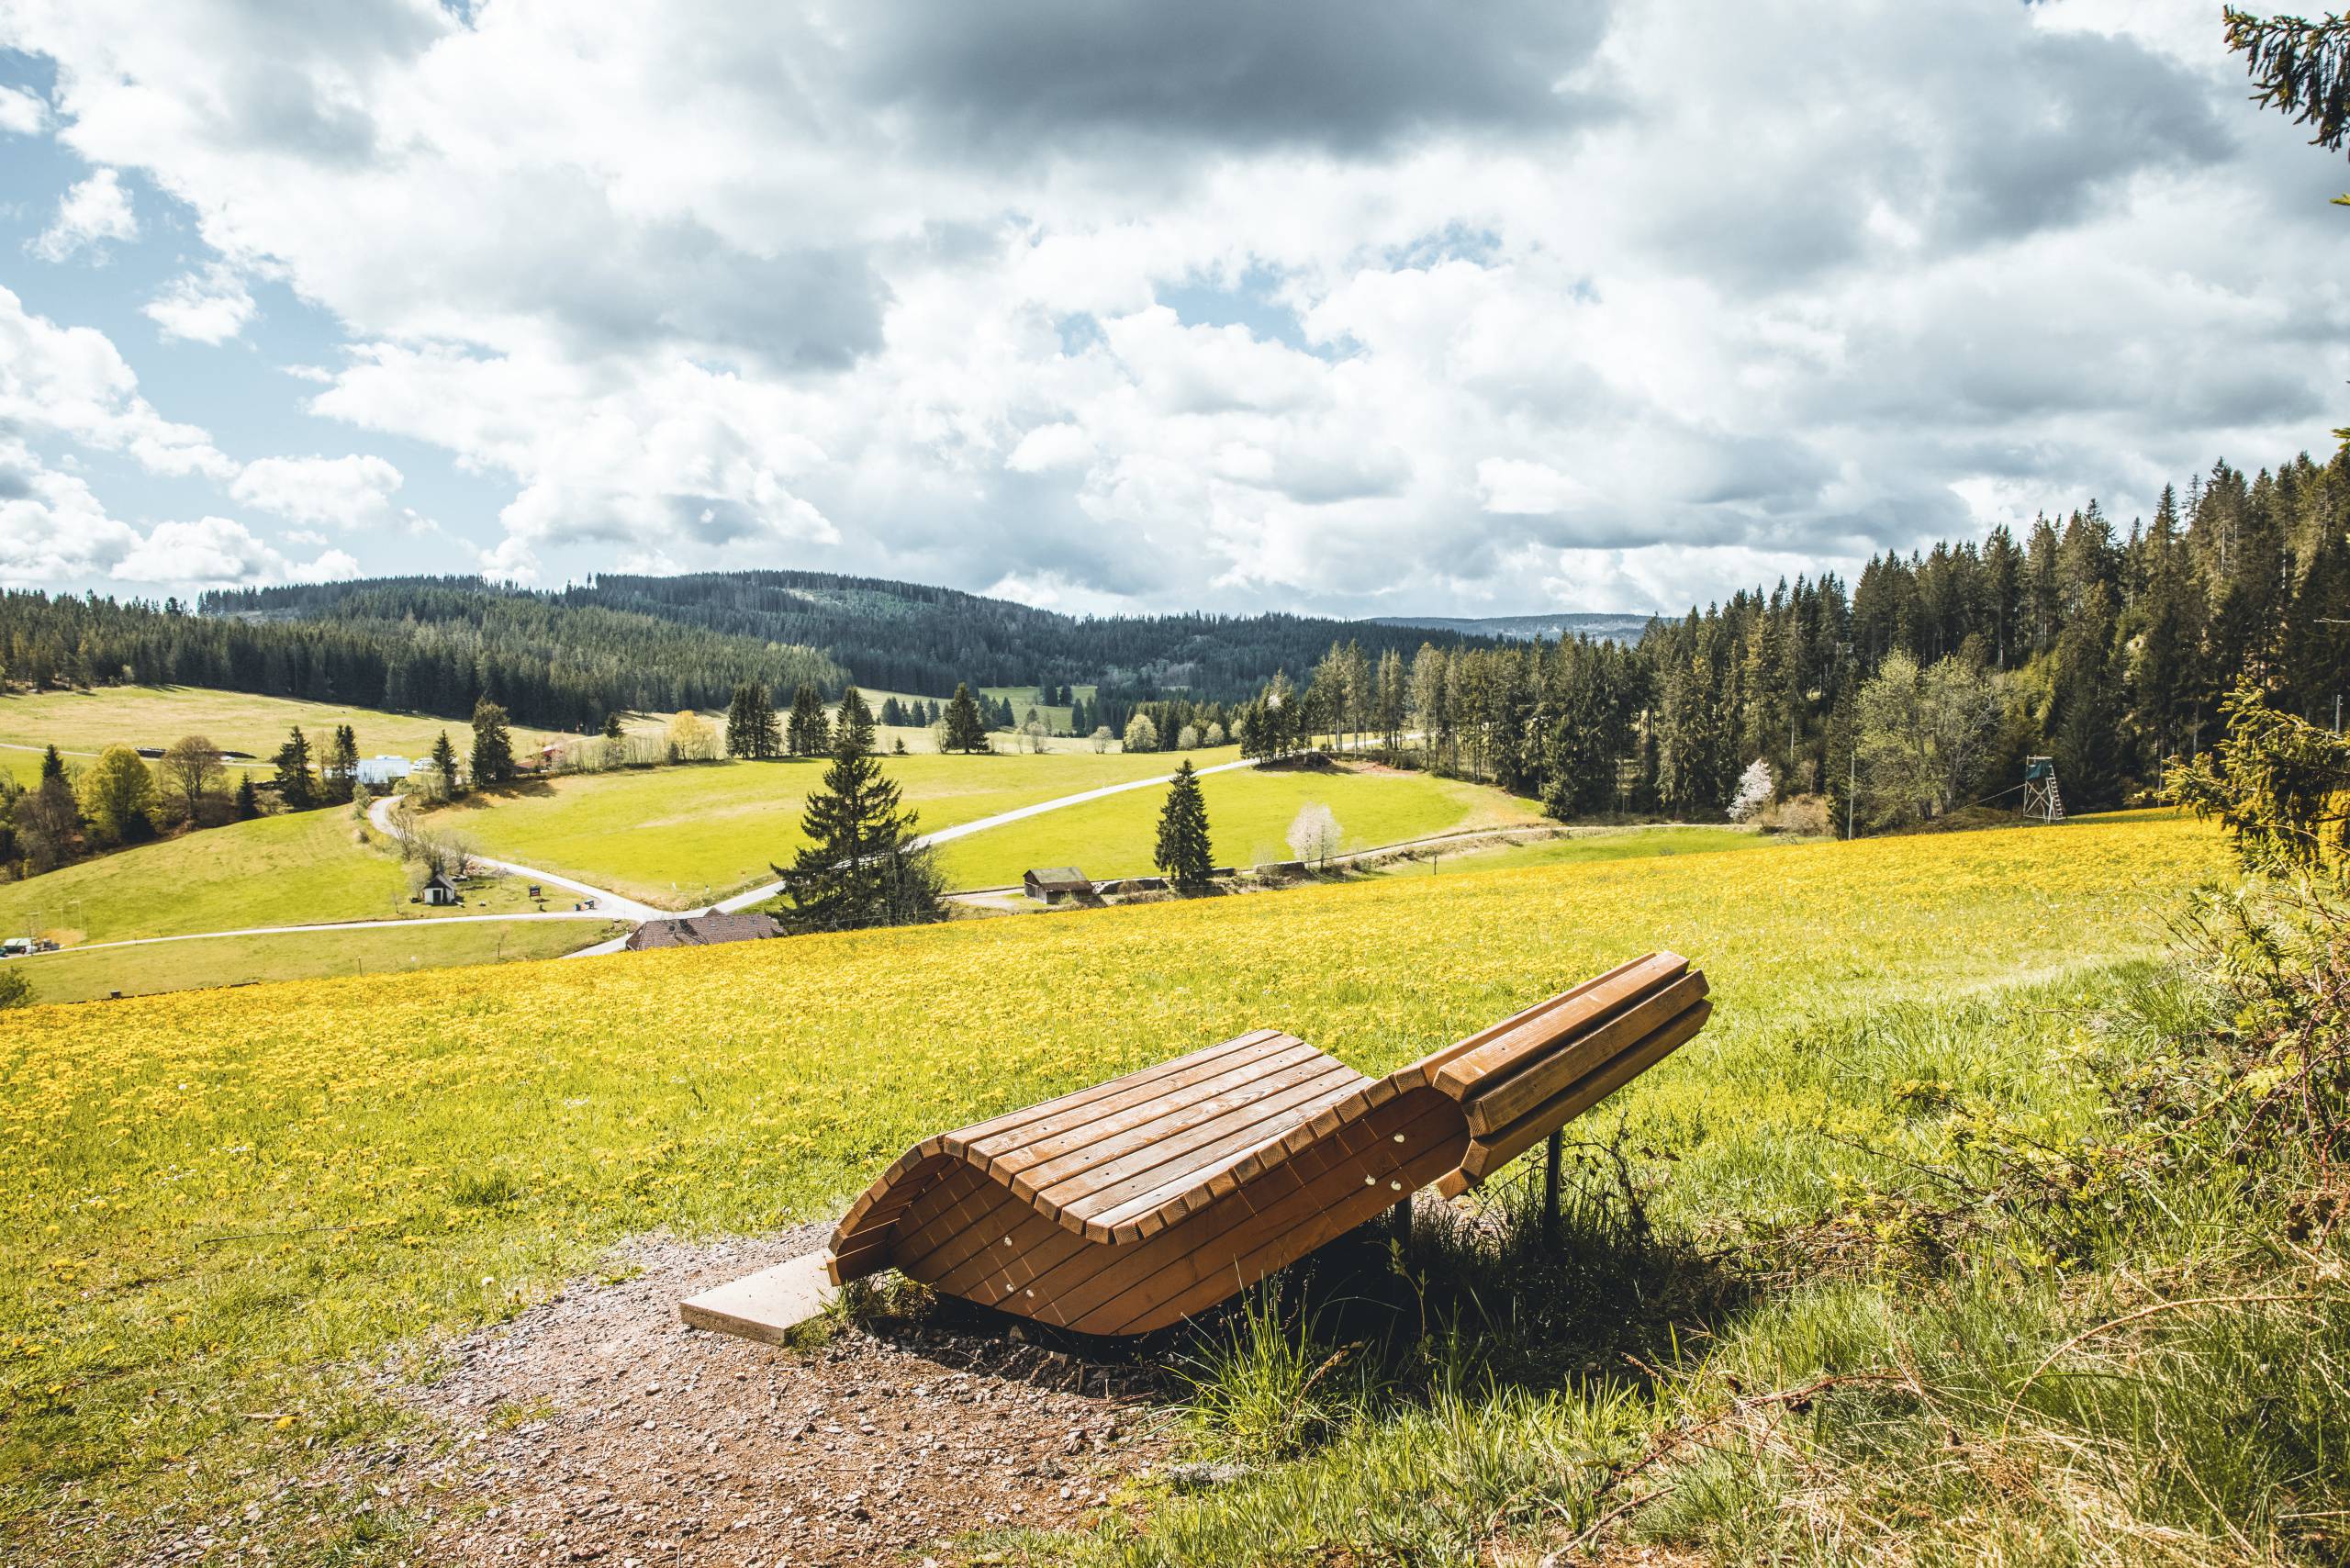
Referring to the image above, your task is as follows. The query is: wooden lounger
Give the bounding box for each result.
[683,952,1710,1340]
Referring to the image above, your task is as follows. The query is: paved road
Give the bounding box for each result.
[708,752,1269,913]
[366,795,670,922]
[59,749,1307,967]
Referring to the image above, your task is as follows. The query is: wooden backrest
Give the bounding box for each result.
[1386,951,1711,1186]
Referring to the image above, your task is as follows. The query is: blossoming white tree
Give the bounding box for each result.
[1728,758,1774,823]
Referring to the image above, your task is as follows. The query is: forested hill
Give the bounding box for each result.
[209,571,1527,704]
[2,585,843,735]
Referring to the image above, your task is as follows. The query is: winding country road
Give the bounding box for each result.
[58,751,1290,969]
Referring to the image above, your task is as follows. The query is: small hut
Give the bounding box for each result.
[419,870,461,907]
[1023,867,1091,903]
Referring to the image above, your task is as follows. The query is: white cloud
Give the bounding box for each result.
[0,286,235,480]
[143,263,257,344]
[0,85,47,135]
[0,436,143,583]
[2,0,2345,614]
[230,453,418,531]
[28,168,137,263]
[110,515,359,589]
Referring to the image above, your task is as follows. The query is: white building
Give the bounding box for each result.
[357,755,414,786]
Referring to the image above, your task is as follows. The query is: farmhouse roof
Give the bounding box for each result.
[1024,867,1090,890]
[624,913,785,952]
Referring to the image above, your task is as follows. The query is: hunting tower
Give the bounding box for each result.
[2021,756,2065,824]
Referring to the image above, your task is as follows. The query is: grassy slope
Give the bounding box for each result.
[0,808,544,946]
[935,762,1546,888]
[0,812,2226,1565]
[0,687,571,762]
[1351,823,1804,878]
[417,746,1248,906]
[8,920,621,1005]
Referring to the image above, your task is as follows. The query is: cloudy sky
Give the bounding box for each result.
[0,0,2343,618]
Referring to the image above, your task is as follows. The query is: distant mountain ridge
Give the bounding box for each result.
[202,571,1525,706]
[1371,611,1657,644]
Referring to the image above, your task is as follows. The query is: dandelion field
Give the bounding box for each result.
[0,812,2230,1564]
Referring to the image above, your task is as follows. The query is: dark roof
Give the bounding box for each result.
[624,913,785,952]
[1024,867,1090,889]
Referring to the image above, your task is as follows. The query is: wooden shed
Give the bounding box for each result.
[1023,867,1091,903]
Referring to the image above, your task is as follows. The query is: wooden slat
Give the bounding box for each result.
[998,1040,1337,1200]
[1431,953,1685,1101]
[1029,1087,1460,1332]
[962,1032,1302,1173]
[1463,971,1708,1136]
[1393,955,1658,1089]
[1048,1062,1363,1223]
[1086,1092,1472,1334]
[1444,998,1712,1193]
[938,1029,1281,1152]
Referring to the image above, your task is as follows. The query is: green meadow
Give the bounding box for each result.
[0,811,2242,1566]
[417,745,1248,906]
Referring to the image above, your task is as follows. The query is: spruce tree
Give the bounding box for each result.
[786,683,831,757]
[754,682,782,758]
[601,711,625,742]
[323,723,361,803]
[471,699,518,786]
[778,689,943,931]
[274,725,317,810]
[943,683,990,753]
[234,773,261,821]
[429,730,463,796]
[39,744,64,784]
[725,684,756,758]
[1154,758,1214,889]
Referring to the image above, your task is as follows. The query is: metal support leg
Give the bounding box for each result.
[1543,1130,1562,1245]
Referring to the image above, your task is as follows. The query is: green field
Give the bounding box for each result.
[0,808,543,947]
[5,919,621,1005]
[934,760,1545,888]
[0,686,577,764]
[0,812,2239,1566]
[417,745,1248,906]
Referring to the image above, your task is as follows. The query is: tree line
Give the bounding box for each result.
[1225,446,2350,829]
[0,582,842,735]
[225,570,1508,706]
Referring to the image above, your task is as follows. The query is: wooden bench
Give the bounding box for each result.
[682,952,1710,1340]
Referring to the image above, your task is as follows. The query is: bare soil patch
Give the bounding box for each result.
[357,1230,1173,1565]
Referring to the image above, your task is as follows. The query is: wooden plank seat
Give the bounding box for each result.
[681,952,1710,1340]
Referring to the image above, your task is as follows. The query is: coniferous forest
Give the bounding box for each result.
[1218,448,2350,828]
[0,583,845,734]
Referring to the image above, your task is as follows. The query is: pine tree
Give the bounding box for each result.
[754,682,782,758]
[785,683,831,757]
[39,744,64,785]
[470,699,517,786]
[778,689,943,931]
[725,684,756,758]
[429,730,463,796]
[1154,758,1214,889]
[234,774,261,821]
[943,683,990,753]
[274,724,317,810]
[322,722,361,803]
[601,711,625,742]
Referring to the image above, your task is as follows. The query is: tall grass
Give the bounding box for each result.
[1019,921,2350,1567]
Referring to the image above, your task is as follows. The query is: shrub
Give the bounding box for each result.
[1759,793,1830,835]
